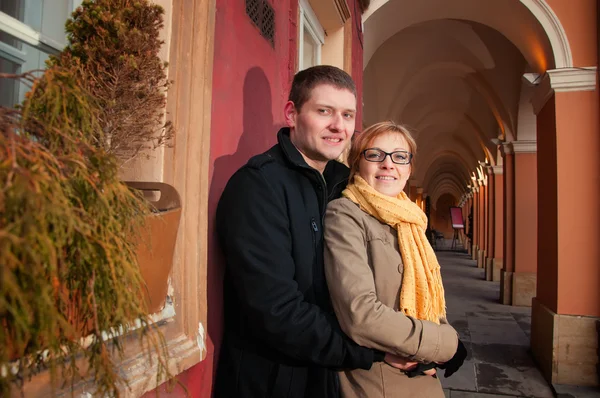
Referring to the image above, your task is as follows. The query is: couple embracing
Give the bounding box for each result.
[214,65,467,398]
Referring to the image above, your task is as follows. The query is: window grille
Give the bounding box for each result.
[245,0,275,47]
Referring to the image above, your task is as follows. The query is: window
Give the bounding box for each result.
[298,0,324,71]
[0,0,80,108]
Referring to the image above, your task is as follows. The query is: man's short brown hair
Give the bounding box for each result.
[289,65,357,111]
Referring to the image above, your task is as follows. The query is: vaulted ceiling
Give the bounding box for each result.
[361,0,557,206]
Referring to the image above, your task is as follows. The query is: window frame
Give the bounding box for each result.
[298,0,325,71]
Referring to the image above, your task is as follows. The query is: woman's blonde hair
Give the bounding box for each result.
[348,121,417,182]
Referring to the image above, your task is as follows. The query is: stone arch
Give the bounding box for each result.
[518,0,572,68]
[363,0,572,70]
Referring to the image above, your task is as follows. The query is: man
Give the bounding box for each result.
[214,66,387,397]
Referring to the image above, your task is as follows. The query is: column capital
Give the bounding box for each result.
[491,165,503,175]
[416,187,424,194]
[501,143,513,156]
[531,66,597,114]
[510,140,537,154]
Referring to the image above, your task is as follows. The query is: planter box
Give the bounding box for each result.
[126,181,181,314]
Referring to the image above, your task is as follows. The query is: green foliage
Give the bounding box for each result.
[49,0,174,164]
[0,67,167,397]
[0,0,176,395]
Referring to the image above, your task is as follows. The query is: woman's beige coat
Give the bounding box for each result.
[324,198,458,398]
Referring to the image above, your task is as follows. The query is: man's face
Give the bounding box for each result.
[285,84,356,172]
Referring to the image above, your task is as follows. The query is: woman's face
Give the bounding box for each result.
[358,132,412,197]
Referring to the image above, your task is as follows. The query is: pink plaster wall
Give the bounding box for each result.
[431,193,457,238]
[536,95,558,312]
[546,0,598,67]
[514,153,538,274]
[555,88,600,317]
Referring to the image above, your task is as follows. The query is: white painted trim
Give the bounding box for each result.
[300,0,325,43]
[501,143,514,155]
[531,67,597,114]
[547,66,597,92]
[531,73,553,115]
[519,0,572,68]
[364,0,573,70]
[492,166,503,175]
[0,41,27,64]
[0,11,62,54]
[510,140,537,153]
[298,0,325,71]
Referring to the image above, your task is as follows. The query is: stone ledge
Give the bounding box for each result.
[492,258,502,282]
[532,298,600,387]
[512,272,536,307]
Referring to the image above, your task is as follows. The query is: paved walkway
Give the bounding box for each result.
[435,250,553,398]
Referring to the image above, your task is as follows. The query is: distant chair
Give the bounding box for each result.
[431,229,445,250]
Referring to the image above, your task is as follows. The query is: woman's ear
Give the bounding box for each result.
[284,101,297,128]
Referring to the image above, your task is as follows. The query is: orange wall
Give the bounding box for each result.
[546,0,598,67]
[479,186,485,250]
[486,173,495,258]
[536,96,558,312]
[555,88,600,317]
[503,153,515,273]
[493,172,504,260]
[431,193,457,238]
[514,153,538,273]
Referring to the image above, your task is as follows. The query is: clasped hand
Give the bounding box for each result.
[384,339,467,378]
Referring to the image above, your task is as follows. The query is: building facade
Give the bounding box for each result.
[1,0,598,396]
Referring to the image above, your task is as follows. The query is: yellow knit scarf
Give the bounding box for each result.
[342,176,446,324]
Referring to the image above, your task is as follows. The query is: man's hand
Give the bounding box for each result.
[384,353,418,370]
[423,368,437,376]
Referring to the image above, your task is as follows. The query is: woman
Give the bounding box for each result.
[324,121,465,398]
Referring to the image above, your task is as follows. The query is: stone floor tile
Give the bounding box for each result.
[475,363,554,397]
[434,252,556,397]
[511,312,532,338]
[553,384,600,397]
[449,316,472,342]
[466,311,516,321]
[470,343,535,368]
[468,322,530,346]
[443,388,451,398]
[450,391,521,397]
[439,359,477,392]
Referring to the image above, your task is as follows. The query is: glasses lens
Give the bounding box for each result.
[364,149,384,162]
[392,151,410,164]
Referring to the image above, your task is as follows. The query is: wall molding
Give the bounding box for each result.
[531,66,597,114]
[519,0,572,69]
[510,140,537,154]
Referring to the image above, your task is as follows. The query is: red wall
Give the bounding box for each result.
[145,0,365,396]
[351,0,364,128]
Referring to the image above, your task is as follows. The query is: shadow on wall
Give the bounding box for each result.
[143,67,279,397]
[206,66,279,386]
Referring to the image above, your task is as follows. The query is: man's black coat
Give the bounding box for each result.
[214,129,382,397]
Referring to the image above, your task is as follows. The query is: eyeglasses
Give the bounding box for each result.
[362,148,413,165]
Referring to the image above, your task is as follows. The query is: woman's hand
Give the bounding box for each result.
[384,353,418,370]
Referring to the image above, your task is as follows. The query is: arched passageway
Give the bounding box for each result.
[361,0,599,390]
